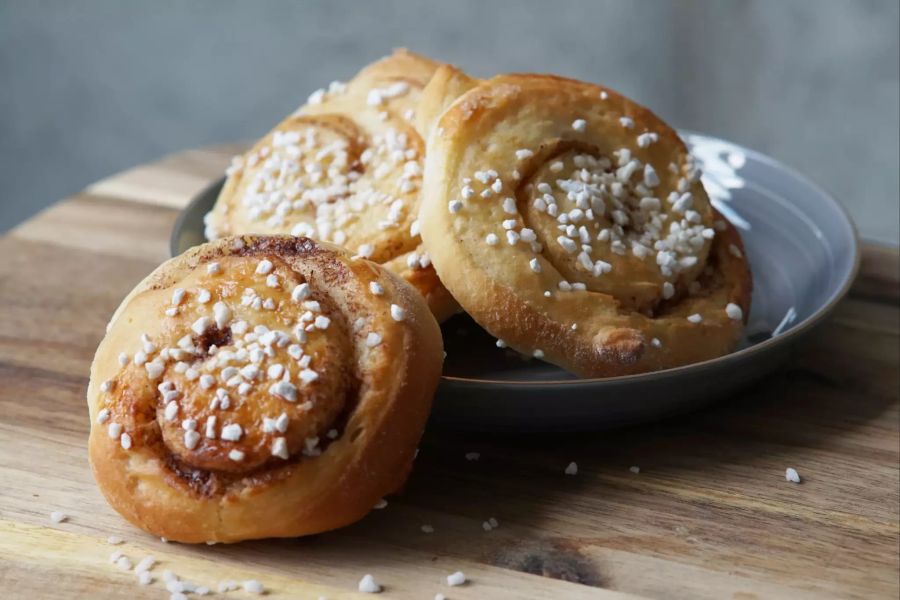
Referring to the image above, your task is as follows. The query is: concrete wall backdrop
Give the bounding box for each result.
[1,0,897,242]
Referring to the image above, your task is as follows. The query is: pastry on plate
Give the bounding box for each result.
[204,49,458,321]
[417,67,752,377]
[88,235,443,543]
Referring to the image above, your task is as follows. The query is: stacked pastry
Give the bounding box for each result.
[416,66,751,377]
[204,50,458,322]
[88,50,751,542]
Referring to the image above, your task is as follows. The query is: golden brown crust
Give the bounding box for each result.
[415,64,479,141]
[418,72,752,377]
[205,49,458,322]
[88,235,443,543]
[349,48,444,94]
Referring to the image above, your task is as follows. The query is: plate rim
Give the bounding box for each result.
[171,133,861,388]
[170,176,224,258]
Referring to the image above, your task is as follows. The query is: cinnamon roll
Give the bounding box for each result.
[205,49,458,321]
[417,68,752,377]
[88,235,443,542]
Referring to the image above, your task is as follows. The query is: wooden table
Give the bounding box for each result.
[1,147,898,599]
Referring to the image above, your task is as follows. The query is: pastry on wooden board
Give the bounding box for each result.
[87,235,442,543]
[86,54,757,542]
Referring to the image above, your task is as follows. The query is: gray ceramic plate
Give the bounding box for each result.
[171,132,859,432]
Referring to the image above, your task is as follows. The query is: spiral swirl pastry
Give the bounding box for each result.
[418,68,752,377]
[87,235,443,543]
[205,49,458,321]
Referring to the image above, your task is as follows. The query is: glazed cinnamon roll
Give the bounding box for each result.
[88,235,442,543]
[205,49,458,321]
[417,68,752,377]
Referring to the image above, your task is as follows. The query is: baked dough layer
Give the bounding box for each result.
[88,235,443,542]
[418,69,752,377]
[206,50,458,321]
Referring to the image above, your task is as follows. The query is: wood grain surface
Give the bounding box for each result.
[1,147,897,599]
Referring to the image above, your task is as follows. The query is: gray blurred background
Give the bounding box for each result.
[2,0,898,242]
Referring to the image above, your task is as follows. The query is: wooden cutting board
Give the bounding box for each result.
[0,146,897,599]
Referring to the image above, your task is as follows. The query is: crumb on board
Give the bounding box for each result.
[358,574,382,593]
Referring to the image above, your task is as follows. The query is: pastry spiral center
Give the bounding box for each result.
[99,255,354,474]
[212,110,424,263]
[518,147,715,312]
